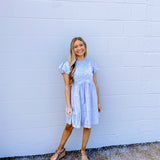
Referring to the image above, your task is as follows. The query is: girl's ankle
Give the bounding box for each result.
[81,150,86,152]
[57,147,64,151]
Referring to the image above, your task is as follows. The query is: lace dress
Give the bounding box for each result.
[59,58,99,128]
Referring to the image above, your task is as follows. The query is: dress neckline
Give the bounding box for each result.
[76,58,86,62]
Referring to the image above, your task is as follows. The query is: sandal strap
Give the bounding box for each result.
[81,151,87,156]
[56,148,65,155]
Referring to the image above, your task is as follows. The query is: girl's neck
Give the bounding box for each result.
[76,56,85,61]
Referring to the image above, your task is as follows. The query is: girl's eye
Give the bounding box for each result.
[74,43,84,48]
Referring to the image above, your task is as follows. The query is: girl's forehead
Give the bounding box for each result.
[74,40,84,45]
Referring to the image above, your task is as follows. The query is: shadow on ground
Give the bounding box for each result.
[1,141,160,160]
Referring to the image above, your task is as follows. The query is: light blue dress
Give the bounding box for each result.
[59,58,100,128]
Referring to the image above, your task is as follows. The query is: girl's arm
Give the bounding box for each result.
[93,73,101,112]
[62,73,72,116]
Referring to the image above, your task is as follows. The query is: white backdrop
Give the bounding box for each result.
[1,0,160,158]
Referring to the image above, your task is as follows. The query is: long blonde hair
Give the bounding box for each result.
[69,37,87,86]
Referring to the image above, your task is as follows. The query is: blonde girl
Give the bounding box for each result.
[50,37,101,160]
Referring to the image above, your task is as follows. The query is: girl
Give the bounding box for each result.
[50,37,101,160]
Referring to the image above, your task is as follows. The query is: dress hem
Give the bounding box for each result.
[66,122,99,129]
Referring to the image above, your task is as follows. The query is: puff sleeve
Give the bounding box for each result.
[58,61,71,74]
[91,60,99,74]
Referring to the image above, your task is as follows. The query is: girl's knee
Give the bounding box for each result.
[83,127,91,133]
[84,127,91,130]
[65,123,74,131]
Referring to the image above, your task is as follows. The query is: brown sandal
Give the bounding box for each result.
[81,151,88,160]
[50,148,65,160]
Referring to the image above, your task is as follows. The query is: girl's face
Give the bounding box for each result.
[73,40,86,58]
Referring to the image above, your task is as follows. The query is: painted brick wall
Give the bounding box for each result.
[1,0,160,158]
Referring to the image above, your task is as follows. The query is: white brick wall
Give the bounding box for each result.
[1,0,160,158]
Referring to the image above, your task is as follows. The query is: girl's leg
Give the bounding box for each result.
[81,127,91,152]
[50,123,74,160]
[57,123,74,150]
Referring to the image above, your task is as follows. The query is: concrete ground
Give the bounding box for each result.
[1,141,160,160]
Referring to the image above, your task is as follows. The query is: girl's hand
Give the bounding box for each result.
[98,104,101,112]
[66,107,72,116]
